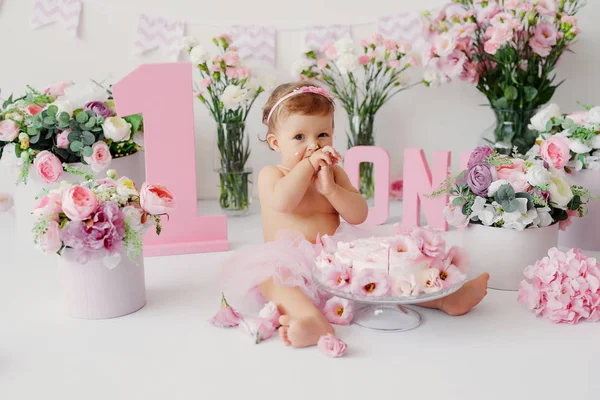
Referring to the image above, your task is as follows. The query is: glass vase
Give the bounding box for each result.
[213,122,252,216]
[348,113,376,199]
[479,107,538,155]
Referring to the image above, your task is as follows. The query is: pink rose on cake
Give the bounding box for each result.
[351,268,390,297]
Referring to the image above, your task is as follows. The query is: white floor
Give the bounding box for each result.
[1,201,599,400]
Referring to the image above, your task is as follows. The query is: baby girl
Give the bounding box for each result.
[221,82,490,348]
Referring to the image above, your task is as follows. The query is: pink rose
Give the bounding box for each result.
[223,51,240,66]
[508,171,530,193]
[211,293,243,328]
[43,81,73,97]
[37,220,63,255]
[33,192,63,221]
[239,317,277,344]
[258,301,281,327]
[411,227,446,258]
[140,183,174,215]
[56,129,70,149]
[496,158,525,180]
[358,55,370,65]
[351,269,390,297]
[0,120,20,142]
[61,185,98,221]
[84,141,112,172]
[540,136,571,169]
[317,334,348,358]
[26,104,44,116]
[33,151,63,184]
[323,297,354,325]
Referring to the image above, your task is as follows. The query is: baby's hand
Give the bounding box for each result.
[314,165,337,196]
[308,147,342,172]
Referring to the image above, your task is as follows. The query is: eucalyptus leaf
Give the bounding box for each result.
[75,112,89,124]
[58,112,70,123]
[82,131,96,146]
[30,134,40,144]
[452,197,466,206]
[504,86,518,101]
[46,105,58,116]
[501,199,519,213]
[68,131,81,142]
[493,97,509,109]
[70,140,83,153]
[84,118,96,129]
[524,87,538,103]
[562,118,575,130]
[82,146,93,157]
[44,131,54,140]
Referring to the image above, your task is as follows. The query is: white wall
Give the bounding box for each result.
[1,0,599,200]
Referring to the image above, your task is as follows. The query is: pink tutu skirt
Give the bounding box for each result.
[218,223,397,313]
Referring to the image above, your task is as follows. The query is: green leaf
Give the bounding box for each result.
[504,86,518,101]
[562,118,575,130]
[43,116,56,126]
[58,112,70,123]
[452,197,466,206]
[81,131,96,146]
[524,87,538,103]
[44,131,53,140]
[82,146,93,157]
[492,97,509,109]
[46,105,58,116]
[69,140,83,153]
[84,117,96,129]
[75,112,89,123]
[30,134,40,144]
[568,195,582,211]
[124,114,143,133]
[545,120,553,131]
[67,131,81,142]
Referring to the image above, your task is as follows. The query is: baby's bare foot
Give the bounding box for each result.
[279,315,334,348]
[440,273,489,316]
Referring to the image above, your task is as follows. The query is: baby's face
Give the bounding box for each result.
[270,113,334,166]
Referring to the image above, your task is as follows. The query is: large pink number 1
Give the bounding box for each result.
[112,63,229,256]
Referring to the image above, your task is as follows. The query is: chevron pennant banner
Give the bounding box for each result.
[304,24,351,50]
[134,14,185,61]
[229,25,276,67]
[30,0,82,37]
[376,11,427,46]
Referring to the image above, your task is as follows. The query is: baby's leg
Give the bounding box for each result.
[260,278,334,348]
[417,273,490,316]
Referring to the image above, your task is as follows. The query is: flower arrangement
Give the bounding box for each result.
[315,226,469,298]
[527,103,600,172]
[518,247,600,324]
[184,35,274,214]
[32,167,173,269]
[421,0,585,154]
[0,81,143,185]
[295,35,420,198]
[432,145,594,231]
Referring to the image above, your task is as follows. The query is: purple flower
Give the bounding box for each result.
[61,201,126,263]
[83,101,113,118]
[467,146,494,169]
[466,164,497,197]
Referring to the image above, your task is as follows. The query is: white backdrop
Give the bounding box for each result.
[0,0,599,200]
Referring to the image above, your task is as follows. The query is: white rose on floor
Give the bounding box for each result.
[221,85,249,110]
[526,165,550,186]
[335,54,359,74]
[190,45,210,65]
[586,106,600,124]
[569,138,592,154]
[123,205,144,232]
[529,103,561,132]
[103,116,132,142]
[334,38,355,55]
[548,170,574,209]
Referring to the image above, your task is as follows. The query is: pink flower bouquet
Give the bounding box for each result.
[432,145,594,231]
[421,0,585,153]
[0,81,144,185]
[32,168,173,268]
[518,247,600,324]
[314,225,469,298]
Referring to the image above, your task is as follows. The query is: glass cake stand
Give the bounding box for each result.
[312,266,465,332]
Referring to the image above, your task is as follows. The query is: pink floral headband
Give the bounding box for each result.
[266,86,333,125]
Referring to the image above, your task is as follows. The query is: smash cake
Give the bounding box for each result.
[315,226,469,298]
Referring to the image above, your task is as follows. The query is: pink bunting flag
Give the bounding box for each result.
[229,25,276,67]
[30,0,82,37]
[305,24,351,50]
[376,11,428,47]
[134,13,185,61]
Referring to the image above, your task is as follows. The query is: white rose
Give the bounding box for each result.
[103,116,132,142]
[529,103,561,132]
[526,165,550,187]
[434,32,456,57]
[50,97,76,116]
[334,38,355,55]
[335,54,359,74]
[63,81,109,110]
[547,170,574,209]
[443,203,469,227]
[569,138,592,154]
[590,134,600,149]
[1,143,23,167]
[487,179,509,197]
[122,205,144,232]
[221,85,248,110]
[190,45,210,65]
[586,106,600,125]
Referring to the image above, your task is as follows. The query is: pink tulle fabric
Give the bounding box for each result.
[219,223,397,312]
